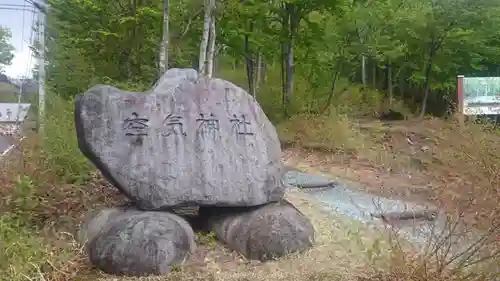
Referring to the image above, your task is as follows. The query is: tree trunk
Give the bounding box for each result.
[255,52,262,96]
[280,3,288,108]
[206,12,216,78]
[284,3,298,117]
[244,21,255,96]
[359,27,366,86]
[130,0,141,77]
[323,60,343,113]
[419,46,437,119]
[361,55,367,85]
[387,60,393,106]
[198,0,212,76]
[263,59,268,83]
[284,27,294,115]
[372,58,377,87]
[159,0,169,75]
[280,45,286,96]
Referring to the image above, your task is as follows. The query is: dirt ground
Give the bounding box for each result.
[2,118,499,281]
[282,118,500,228]
[65,188,397,281]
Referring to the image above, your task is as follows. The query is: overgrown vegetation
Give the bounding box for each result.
[1,0,500,280]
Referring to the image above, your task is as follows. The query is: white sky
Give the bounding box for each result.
[0,0,36,78]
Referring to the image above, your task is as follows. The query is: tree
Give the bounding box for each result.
[159,0,170,75]
[199,0,216,77]
[0,26,15,73]
[42,0,500,118]
[400,0,500,118]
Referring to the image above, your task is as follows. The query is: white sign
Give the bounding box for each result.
[0,103,31,123]
[463,96,500,115]
[463,77,500,116]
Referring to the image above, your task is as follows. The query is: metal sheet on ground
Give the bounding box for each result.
[285,171,435,221]
[0,135,15,155]
[284,171,485,257]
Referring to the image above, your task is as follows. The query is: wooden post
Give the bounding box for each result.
[457,75,465,128]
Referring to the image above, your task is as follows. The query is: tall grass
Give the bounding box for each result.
[0,92,94,280]
[40,94,93,184]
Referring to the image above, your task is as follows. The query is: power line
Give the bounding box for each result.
[20,2,27,53]
[0,7,34,12]
[0,1,46,13]
[0,4,27,7]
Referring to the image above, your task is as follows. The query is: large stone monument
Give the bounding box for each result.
[76,69,315,276]
[76,68,284,210]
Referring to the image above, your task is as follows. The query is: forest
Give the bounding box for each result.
[43,0,500,121]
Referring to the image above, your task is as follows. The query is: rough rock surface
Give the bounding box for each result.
[78,207,125,248]
[83,207,196,276]
[207,200,315,261]
[78,204,142,248]
[75,68,285,210]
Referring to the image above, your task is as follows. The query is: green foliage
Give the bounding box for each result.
[0,214,48,280]
[0,176,73,281]
[0,26,14,71]
[41,0,500,117]
[9,175,38,222]
[31,0,500,187]
[195,231,217,248]
[40,93,93,184]
[46,0,161,98]
[0,83,19,102]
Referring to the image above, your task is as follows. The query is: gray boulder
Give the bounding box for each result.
[80,207,196,276]
[207,200,315,261]
[77,204,141,248]
[78,207,125,248]
[75,68,285,210]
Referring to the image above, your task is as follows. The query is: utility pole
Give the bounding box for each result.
[159,0,169,75]
[15,80,24,126]
[33,1,47,133]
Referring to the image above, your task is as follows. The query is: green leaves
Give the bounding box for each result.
[39,0,500,116]
[0,26,14,71]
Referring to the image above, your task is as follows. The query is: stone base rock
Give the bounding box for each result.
[206,200,315,261]
[79,206,196,276]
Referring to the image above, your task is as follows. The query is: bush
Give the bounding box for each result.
[277,110,369,155]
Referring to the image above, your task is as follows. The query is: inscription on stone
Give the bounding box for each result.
[230,114,254,140]
[196,113,220,140]
[162,113,186,137]
[123,112,149,136]
[75,68,285,210]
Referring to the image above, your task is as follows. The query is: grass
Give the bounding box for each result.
[280,115,500,227]
[0,82,19,103]
[1,78,499,281]
[280,114,500,280]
